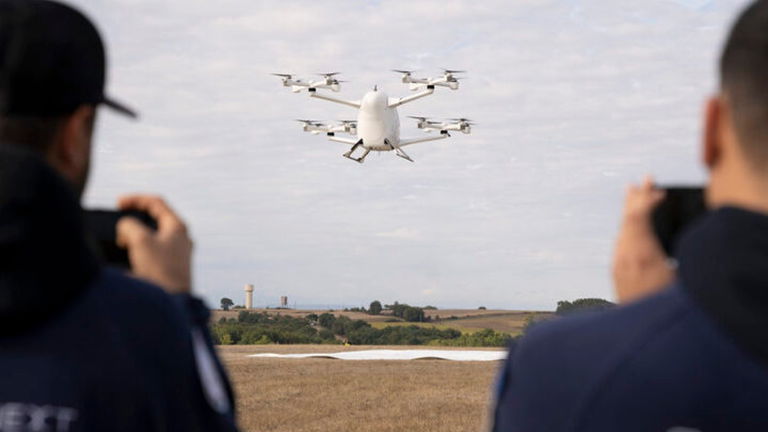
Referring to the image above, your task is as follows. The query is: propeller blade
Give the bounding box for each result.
[443,69,466,74]
[317,72,341,77]
[407,115,430,120]
[392,69,414,74]
[272,73,293,78]
[296,119,324,126]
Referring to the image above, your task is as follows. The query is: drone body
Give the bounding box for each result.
[274,70,472,163]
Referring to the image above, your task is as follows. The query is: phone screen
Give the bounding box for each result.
[651,187,707,257]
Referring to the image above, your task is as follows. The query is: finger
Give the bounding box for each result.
[650,189,666,207]
[641,175,655,191]
[626,184,639,197]
[116,216,153,249]
[118,195,186,233]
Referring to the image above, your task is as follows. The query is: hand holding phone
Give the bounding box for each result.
[115,195,193,294]
[613,177,676,303]
[651,187,707,257]
[85,209,157,269]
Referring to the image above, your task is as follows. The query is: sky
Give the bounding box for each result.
[70,0,746,310]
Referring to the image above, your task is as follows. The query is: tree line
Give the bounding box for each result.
[211,297,615,346]
[211,311,512,347]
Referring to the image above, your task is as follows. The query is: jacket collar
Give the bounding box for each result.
[0,144,100,336]
[678,206,768,365]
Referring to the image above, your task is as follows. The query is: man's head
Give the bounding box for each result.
[705,0,768,209]
[0,0,135,196]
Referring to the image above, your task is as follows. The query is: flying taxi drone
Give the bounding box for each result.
[273,69,473,163]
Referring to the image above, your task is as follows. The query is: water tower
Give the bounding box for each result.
[244,284,254,309]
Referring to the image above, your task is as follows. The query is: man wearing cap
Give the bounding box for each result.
[0,1,238,431]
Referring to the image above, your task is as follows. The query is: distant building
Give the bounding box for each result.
[280,296,288,308]
[244,284,254,309]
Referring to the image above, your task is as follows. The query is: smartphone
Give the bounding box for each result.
[651,187,707,257]
[84,209,157,269]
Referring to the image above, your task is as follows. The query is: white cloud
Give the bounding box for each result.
[375,228,422,240]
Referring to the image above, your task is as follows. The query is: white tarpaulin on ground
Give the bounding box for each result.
[247,349,508,362]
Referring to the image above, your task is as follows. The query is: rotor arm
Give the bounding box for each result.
[398,133,449,147]
[388,87,435,108]
[309,91,361,109]
[328,136,359,145]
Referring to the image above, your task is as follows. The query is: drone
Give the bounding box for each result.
[296,119,357,135]
[272,72,346,93]
[409,116,474,136]
[392,69,464,91]
[273,69,473,163]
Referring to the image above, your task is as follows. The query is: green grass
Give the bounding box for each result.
[369,321,487,334]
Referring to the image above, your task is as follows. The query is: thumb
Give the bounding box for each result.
[117,216,153,249]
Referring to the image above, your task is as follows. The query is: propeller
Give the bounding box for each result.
[450,118,475,124]
[296,119,324,126]
[317,72,341,77]
[392,69,415,75]
[272,73,293,78]
[338,120,357,124]
[408,115,431,121]
[443,69,466,74]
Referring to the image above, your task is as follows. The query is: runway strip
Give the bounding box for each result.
[247,349,508,362]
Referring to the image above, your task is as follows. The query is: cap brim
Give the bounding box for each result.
[103,96,138,119]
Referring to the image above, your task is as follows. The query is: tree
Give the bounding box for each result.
[220,297,234,311]
[369,300,383,315]
[318,312,336,329]
[403,306,425,322]
[556,298,615,316]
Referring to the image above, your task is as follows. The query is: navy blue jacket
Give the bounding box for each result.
[493,207,768,431]
[0,146,238,431]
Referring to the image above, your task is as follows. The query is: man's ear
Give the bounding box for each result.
[49,105,94,180]
[703,96,722,170]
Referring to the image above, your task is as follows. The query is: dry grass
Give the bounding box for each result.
[440,312,555,335]
[371,312,555,336]
[219,345,503,432]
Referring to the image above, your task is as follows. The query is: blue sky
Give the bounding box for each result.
[72,0,746,310]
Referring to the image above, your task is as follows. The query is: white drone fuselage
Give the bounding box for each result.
[356,90,400,150]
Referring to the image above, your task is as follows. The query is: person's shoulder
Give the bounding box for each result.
[95,267,174,304]
[512,287,695,380]
[495,288,703,430]
[90,268,192,332]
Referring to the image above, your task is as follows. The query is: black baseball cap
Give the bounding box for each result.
[0,0,136,118]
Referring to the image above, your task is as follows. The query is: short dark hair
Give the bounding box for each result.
[720,0,768,167]
[0,115,64,153]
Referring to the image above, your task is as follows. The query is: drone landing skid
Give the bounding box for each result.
[394,147,414,162]
[384,139,414,162]
[343,141,369,163]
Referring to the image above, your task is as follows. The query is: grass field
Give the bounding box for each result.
[219,345,504,432]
